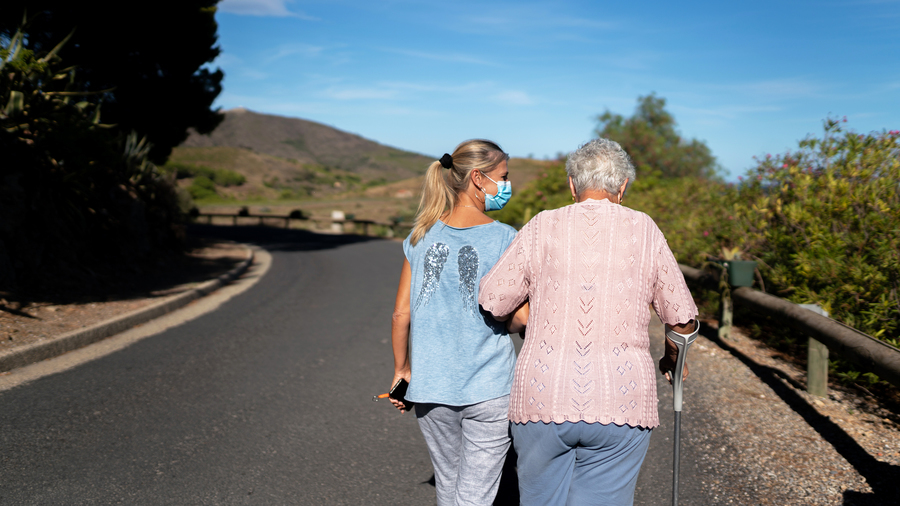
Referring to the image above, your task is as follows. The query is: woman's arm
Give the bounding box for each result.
[648,223,700,383]
[390,259,413,412]
[506,301,529,336]
[479,223,532,319]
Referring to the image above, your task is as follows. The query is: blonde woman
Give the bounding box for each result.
[389,139,524,506]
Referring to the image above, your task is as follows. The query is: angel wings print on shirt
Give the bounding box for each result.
[414,242,480,317]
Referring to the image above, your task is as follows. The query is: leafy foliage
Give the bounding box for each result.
[495,116,900,357]
[596,93,720,180]
[492,159,570,228]
[735,120,900,346]
[0,28,185,291]
[0,1,223,164]
[188,176,219,200]
[162,162,246,187]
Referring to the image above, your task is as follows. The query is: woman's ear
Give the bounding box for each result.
[471,169,484,190]
[568,176,577,200]
[618,178,629,201]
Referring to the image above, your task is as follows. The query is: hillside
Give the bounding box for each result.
[361,157,556,199]
[181,108,432,181]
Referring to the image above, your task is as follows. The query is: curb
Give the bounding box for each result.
[0,246,255,374]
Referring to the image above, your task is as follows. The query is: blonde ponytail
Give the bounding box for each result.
[410,161,455,245]
[409,139,508,245]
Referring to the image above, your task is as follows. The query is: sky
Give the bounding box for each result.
[212,0,900,180]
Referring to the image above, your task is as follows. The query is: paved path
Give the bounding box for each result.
[2,226,894,504]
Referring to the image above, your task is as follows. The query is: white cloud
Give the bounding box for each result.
[263,44,325,64]
[671,104,783,120]
[380,81,490,94]
[493,90,535,106]
[321,87,400,100]
[218,0,318,20]
[379,48,498,66]
[737,79,826,99]
[241,69,270,80]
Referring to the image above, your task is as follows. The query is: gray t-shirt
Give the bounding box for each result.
[403,220,518,405]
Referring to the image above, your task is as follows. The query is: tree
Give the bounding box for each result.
[596,93,719,179]
[1,28,187,291]
[0,1,224,163]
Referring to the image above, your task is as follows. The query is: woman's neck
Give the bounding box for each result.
[441,191,493,227]
[576,189,619,203]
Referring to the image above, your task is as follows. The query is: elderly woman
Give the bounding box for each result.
[478,138,698,506]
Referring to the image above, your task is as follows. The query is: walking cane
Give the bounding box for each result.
[666,322,699,506]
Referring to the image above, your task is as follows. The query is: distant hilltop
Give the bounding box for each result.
[182,108,433,180]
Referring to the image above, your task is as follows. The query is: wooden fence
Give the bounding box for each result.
[679,264,900,397]
[194,212,413,238]
[193,211,900,398]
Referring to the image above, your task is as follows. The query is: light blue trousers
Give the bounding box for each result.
[511,421,651,506]
[415,396,511,506]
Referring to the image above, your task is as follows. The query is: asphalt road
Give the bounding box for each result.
[0,226,729,505]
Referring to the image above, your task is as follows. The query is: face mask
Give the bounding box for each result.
[481,173,512,211]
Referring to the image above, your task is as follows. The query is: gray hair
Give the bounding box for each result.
[565,138,636,196]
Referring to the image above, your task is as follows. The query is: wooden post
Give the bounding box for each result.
[258,216,264,226]
[232,215,237,226]
[800,304,830,398]
[718,289,733,340]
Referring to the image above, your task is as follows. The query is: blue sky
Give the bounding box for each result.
[213,0,900,180]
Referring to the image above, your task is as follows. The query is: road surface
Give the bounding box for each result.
[0,226,727,504]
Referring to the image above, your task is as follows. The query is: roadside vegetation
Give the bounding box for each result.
[0,3,222,293]
[494,95,900,391]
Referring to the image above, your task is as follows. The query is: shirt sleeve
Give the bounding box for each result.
[402,234,413,261]
[650,223,698,326]
[479,221,533,318]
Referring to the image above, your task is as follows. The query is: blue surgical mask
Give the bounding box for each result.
[481,173,512,211]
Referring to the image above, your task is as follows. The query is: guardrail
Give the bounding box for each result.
[679,264,900,395]
[194,212,414,238]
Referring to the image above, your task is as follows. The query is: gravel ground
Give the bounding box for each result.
[1,244,898,504]
[686,321,899,505]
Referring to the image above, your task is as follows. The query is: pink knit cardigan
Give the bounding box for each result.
[479,199,697,428]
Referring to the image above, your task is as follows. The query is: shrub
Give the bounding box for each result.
[735,119,900,346]
[188,176,217,200]
[0,28,186,290]
[164,162,245,187]
[494,119,900,353]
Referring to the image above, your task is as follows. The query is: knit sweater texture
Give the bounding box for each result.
[478,199,697,428]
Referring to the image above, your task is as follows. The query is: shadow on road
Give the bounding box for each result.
[189,223,387,254]
[1,224,384,310]
[700,326,900,505]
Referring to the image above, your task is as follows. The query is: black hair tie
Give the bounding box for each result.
[439,153,453,169]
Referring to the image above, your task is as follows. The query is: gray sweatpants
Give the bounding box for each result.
[415,395,511,506]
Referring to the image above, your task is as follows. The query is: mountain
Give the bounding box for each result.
[169,108,555,204]
[181,108,432,181]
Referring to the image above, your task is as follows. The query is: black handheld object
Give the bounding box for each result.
[390,378,415,411]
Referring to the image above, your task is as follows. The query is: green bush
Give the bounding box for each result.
[0,28,186,290]
[188,176,218,200]
[734,119,900,347]
[492,159,570,228]
[495,119,899,354]
[164,162,245,187]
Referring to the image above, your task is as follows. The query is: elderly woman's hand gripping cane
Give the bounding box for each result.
[659,320,700,506]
